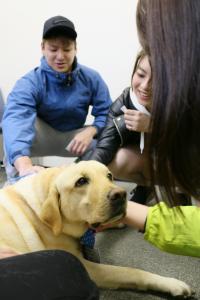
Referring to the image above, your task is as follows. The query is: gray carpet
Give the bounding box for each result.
[97,227,199,299]
[0,167,199,299]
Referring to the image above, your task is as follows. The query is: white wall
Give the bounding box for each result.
[0,0,140,101]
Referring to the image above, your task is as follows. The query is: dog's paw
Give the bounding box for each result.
[167,278,194,298]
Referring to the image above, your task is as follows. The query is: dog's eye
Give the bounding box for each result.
[107,173,113,181]
[75,177,89,187]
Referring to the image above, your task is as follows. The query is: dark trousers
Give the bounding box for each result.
[0,250,99,300]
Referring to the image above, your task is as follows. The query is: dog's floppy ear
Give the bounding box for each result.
[40,184,62,236]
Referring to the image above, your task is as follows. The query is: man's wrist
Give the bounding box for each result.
[91,125,99,136]
[86,126,98,137]
[14,156,33,173]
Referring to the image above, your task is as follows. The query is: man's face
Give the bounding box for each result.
[41,37,77,73]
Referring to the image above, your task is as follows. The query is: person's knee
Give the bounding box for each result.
[0,250,99,300]
[108,147,148,183]
[109,148,143,174]
[48,250,99,300]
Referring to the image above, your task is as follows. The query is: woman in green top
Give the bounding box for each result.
[124,0,200,258]
[125,201,200,257]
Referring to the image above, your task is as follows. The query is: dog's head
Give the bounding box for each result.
[40,161,127,236]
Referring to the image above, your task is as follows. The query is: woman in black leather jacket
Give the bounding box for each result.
[86,50,152,190]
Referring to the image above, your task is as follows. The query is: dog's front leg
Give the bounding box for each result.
[81,259,193,298]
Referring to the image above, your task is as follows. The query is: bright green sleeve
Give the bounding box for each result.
[144,202,200,257]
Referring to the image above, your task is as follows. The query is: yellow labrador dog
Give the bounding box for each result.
[0,161,192,297]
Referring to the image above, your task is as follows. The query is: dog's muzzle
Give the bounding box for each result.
[90,187,127,229]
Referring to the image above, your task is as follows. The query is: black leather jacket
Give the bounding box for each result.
[86,87,140,165]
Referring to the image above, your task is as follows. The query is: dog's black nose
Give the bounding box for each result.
[108,188,127,206]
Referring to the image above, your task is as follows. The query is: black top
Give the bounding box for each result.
[85,87,140,165]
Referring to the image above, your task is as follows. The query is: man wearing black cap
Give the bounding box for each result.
[2,16,112,184]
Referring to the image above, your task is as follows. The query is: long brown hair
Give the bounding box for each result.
[137,0,200,205]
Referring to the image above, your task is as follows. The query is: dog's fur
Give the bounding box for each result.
[0,161,192,297]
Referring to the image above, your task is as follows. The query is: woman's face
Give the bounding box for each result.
[132,55,152,110]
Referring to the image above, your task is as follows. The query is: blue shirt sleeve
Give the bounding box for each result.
[90,73,112,133]
[2,74,39,165]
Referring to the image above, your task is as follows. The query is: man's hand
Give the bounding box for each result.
[124,109,150,132]
[14,156,44,177]
[0,248,19,259]
[66,126,97,156]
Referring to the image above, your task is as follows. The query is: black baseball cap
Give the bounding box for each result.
[43,16,77,40]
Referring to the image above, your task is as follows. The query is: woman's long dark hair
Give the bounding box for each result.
[137,0,200,205]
